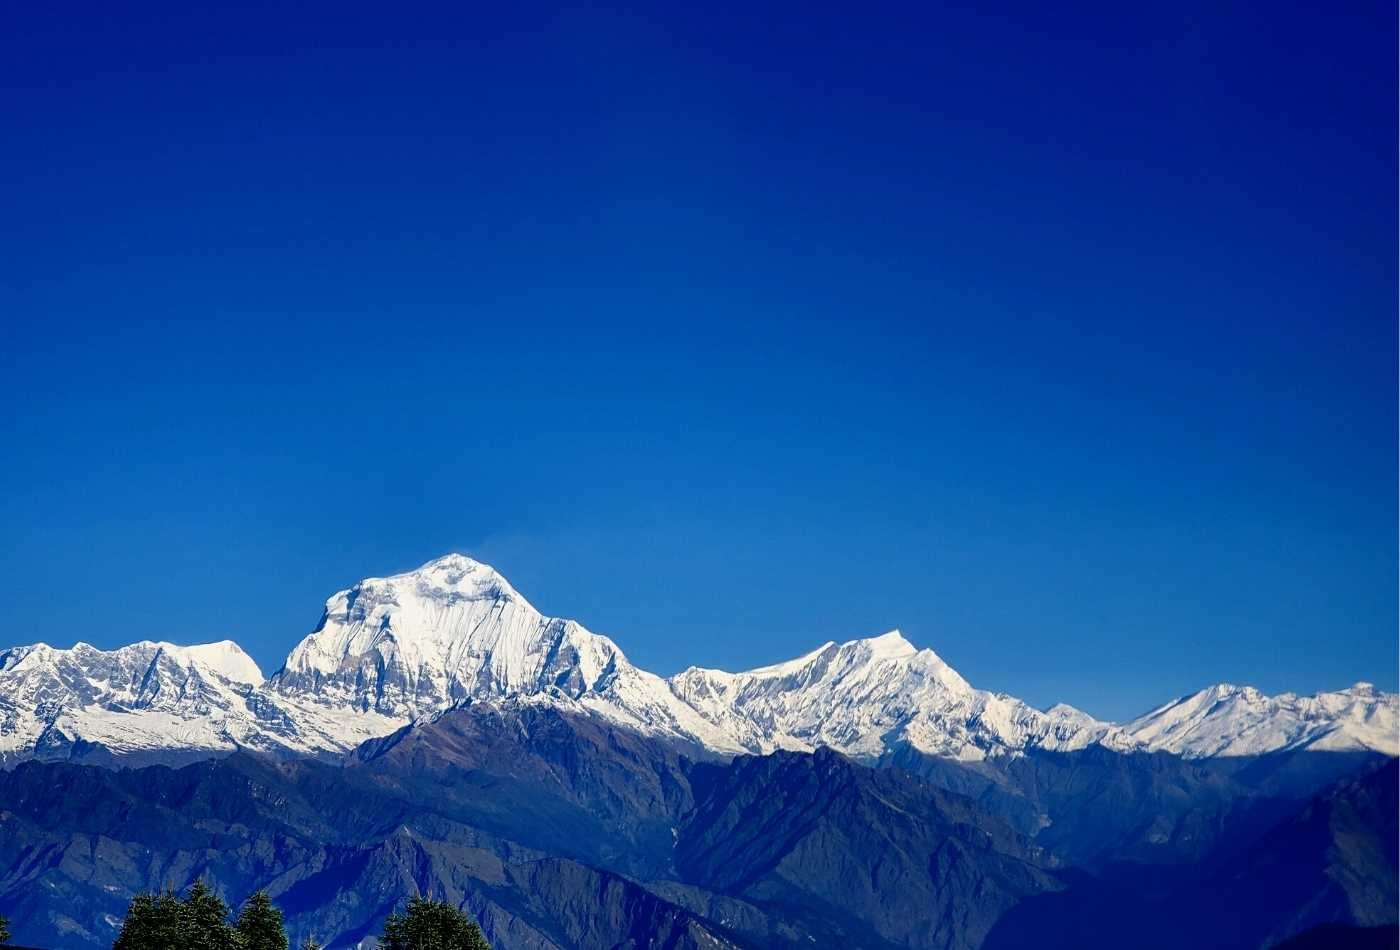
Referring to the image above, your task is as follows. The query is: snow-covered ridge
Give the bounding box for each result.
[0,554,1393,766]
[0,638,262,684]
[1122,681,1398,758]
[667,629,1137,761]
[0,637,402,765]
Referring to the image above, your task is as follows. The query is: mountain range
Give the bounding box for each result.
[2,553,1394,769]
[0,554,1394,949]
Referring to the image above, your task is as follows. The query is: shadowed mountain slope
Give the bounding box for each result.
[0,704,1057,948]
[983,759,1399,950]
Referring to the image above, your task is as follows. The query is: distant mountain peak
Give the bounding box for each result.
[154,639,264,685]
[857,628,918,656]
[1124,681,1399,757]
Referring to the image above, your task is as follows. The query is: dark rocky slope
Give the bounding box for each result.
[0,745,730,949]
[0,703,1392,949]
[0,704,1057,948]
[675,748,1056,950]
[983,758,1399,949]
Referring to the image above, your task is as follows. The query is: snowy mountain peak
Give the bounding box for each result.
[282,555,536,665]
[340,553,532,613]
[272,554,587,716]
[156,640,264,685]
[1123,681,1399,758]
[407,552,528,601]
[856,629,918,657]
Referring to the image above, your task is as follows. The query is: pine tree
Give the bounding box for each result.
[298,939,322,950]
[113,889,185,950]
[0,913,10,944]
[181,879,243,950]
[381,896,490,950]
[235,891,288,950]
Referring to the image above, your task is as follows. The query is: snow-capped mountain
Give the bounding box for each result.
[0,639,260,763]
[0,637,406,765]
[669,630,1136,761]
[1124,682,1399,758]
[269,554,738,750]
[0,554,1393,768]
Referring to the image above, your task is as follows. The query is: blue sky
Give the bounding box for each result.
[2,1,1394,720]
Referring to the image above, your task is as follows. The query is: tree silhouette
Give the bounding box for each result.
[113,889,186,950]
[382,896,490,950]
[236,891,288,950]
[114,880,293,950]
[181,879,241,950]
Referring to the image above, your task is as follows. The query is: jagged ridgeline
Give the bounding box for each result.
[0,554,1393,766]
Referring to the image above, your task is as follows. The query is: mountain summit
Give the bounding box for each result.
[0,554,1393,767]
[269,554,737,750]
[274,553,616,714]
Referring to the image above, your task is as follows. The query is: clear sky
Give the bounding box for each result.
[2,1,1394,720]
